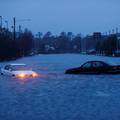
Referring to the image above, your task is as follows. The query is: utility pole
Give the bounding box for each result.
[112,29,114,34]
[116,27,118,34]
[19,25,22,33]
[38,32,42,39]
[13,17,16,41]
[0,16,2,32]
[13,18,31,39]
[116,27,119,52]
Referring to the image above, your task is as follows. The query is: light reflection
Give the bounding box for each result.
[16,73,39,80]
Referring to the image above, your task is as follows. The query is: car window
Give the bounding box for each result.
[11,65,30,71]
[4,65,10,70]
[82,62,92,69]
[93,62,104,68]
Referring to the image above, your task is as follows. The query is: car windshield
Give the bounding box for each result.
[82,62,92,68]
[10,65,31,71]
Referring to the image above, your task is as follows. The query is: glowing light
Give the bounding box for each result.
[17,73,25,78]
[16,72,39,79]
[32,73,38,77]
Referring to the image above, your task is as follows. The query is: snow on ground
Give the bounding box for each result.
[0,54,120,120]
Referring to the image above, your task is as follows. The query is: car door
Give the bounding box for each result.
[80,62,94,74]
[92,61,106,74]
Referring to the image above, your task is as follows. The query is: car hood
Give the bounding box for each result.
[67,67,80,71]
[12,70,36,75]
[65,67,80,74]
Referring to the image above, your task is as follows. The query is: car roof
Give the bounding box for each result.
[83,60,110,65]
[8,64,26,66]
[83,60,119,66]
[84,60,106,63]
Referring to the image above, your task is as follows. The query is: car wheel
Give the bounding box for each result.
[1,73,3,75]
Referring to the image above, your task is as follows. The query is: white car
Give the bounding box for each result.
[1,64,38,78]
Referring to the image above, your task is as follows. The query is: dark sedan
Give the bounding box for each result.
[65,61,120,74]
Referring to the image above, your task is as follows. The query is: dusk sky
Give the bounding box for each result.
[0,0,119,35]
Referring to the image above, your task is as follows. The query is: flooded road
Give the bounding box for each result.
[0,54,120,120]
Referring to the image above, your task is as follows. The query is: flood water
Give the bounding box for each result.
[0,54,120,120]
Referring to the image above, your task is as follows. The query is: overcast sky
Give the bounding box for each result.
[0,0,120,35]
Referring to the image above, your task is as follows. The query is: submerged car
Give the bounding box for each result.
[65,61,120,74]
[1,64,38,78]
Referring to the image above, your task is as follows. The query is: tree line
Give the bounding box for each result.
[95,34,119,56]
[0,27,119,61]
[35,32,82,54]
[0,28,33,61]
[0,29,82,61]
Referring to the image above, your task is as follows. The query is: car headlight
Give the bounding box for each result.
[32,73,38,77]
[17,73,26,78]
